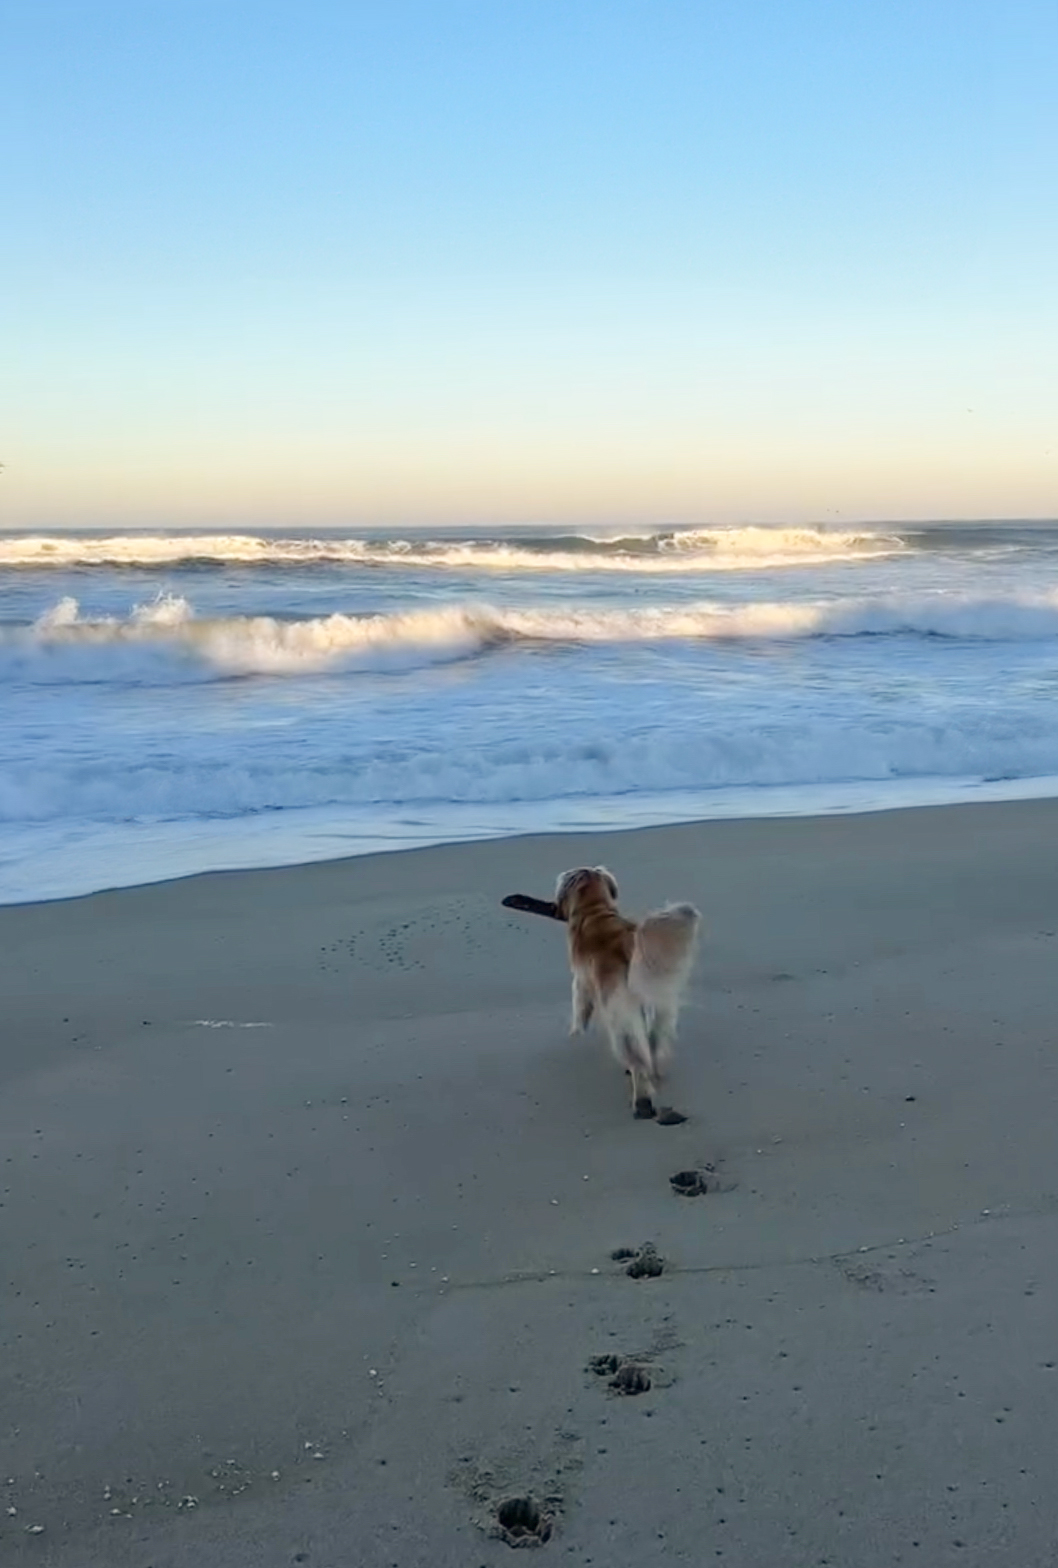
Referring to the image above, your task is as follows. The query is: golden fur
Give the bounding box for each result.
[554,866,700,1118]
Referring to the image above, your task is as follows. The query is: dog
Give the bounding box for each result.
[554,866,700,1118]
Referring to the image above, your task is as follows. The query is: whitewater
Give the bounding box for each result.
[2,519,1058,902]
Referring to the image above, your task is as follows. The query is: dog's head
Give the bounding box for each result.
[554,865,619,920]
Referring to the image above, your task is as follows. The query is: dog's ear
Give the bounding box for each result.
[554,867,583,912]
[595,866,619,901]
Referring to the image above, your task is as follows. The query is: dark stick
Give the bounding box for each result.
[501,892,566,922]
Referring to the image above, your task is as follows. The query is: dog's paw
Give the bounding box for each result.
[634,1097,657,1120]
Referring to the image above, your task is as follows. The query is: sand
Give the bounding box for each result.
[3,800,1058,1566]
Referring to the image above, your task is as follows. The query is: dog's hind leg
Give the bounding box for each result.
[601,995,656,1118]
[570,972,595,1035]
[618,1026,658,1119]
[648,1003,678,1078]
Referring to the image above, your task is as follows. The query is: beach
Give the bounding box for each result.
[3,798,1058,1566]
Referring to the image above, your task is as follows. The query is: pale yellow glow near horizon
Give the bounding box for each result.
[5,270,1055,529]
[2,423,1055,529]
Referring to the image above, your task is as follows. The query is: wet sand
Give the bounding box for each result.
[3,800,1058,1565]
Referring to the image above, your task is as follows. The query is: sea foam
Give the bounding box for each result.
[11,587,1058,680]
[2,700,1057,827]
[0,525,904,573]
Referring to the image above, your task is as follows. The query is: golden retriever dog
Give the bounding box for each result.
[554,866,700,1118]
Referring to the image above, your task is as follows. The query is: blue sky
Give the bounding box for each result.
[2,0,1056,526]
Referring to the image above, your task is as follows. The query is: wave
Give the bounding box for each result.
[0,525,905,573]
[9,587,1058,679]
[4,705,1058,827]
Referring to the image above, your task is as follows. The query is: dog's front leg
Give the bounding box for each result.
[570,973,595,1034]
[627,1060,657,1120]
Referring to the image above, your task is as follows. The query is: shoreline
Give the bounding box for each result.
[6,768,1058,907]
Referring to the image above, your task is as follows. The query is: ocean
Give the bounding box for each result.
[2,519,1058,904]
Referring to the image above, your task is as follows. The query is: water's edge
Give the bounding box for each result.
[5,772,1058,908]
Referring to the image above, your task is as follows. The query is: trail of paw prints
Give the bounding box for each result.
[319,920,429,975]
[494,1494,554,1546]
[669,1158,737,1197]
[587,1353,654,1396]
[320,897,503,976]
[610,1242,665,1279]
[451,1429,583,1550]
[670,1166,712,1197]
[585,1322,680,1401]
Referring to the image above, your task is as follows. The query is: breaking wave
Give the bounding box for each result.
[9,586,1058,679]
[3,706,1058,829]
[0,525,905,573]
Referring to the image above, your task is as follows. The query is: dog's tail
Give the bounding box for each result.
[630,902,701,1006]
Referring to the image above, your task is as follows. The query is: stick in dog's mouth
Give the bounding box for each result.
[501,892,566,922]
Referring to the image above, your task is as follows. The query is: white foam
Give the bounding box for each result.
[190,1020,274,1029]
[0,526,905,573]
[13,587,1058,681]
[656,525,894,558]
[5,775,1058,905]
[3,695,1058,827]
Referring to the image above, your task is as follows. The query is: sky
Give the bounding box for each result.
[1,0,1056,529]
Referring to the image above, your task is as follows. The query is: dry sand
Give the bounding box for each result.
[3,801,1058,1566]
